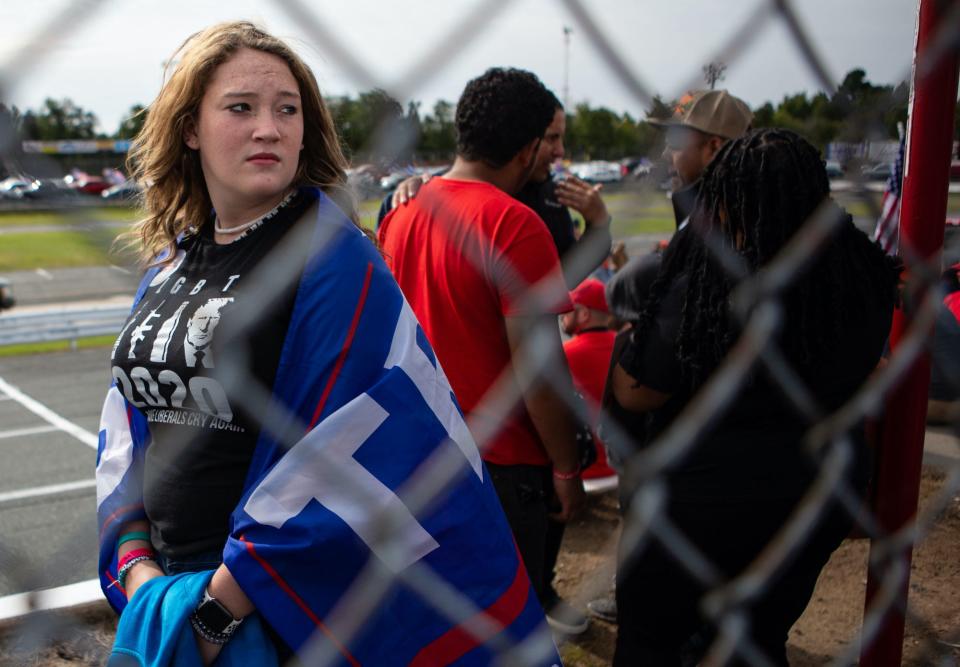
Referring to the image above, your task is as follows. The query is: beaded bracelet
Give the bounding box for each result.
[190,612,233,645]
[117,555,156,591]
[118,547,155,572]
[552,467,581,481]
[117,531,151,548]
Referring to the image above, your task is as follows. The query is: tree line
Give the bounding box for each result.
[3,68,957,164]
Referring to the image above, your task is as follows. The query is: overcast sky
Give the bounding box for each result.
[0,0,920,135]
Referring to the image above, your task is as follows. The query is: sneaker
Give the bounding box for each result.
[545,597,589,635]
[586,597,617,623]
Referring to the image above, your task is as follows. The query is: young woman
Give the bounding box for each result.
[609,128,900,665]
[97,22,557,665]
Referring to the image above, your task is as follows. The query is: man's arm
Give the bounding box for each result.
[504,313,584,521]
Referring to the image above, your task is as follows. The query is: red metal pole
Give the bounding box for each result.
[860,0,960,664]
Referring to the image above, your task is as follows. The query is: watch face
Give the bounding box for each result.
[196,598,235,634]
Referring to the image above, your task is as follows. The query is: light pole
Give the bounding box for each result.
[563,26,572,110]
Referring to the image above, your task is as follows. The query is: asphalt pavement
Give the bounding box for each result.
[0,348,108,597]
[4,266,139,307]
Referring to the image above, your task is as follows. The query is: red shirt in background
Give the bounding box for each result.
[563,329,617,478]
[378,178,572,466]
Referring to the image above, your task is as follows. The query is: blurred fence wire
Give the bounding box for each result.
[1,0,959,665]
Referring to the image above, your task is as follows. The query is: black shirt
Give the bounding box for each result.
[111,190,313,557]
[515,178,612,288]
[618,268,890,503]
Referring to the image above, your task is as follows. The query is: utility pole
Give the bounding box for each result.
[563,26,572,110]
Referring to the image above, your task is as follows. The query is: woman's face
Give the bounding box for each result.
[185,48,304,216]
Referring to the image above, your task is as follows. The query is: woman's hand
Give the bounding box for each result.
[390,173,429,207]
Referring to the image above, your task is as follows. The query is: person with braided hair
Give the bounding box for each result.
[608,128,900,665]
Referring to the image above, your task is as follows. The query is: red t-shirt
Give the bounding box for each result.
[378,178,572,466]
[563,329,617,478]
[946,291,960,322]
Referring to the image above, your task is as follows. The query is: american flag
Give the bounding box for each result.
[873,134,906,255]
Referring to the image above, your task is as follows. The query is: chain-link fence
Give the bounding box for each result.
[0,1,959,665]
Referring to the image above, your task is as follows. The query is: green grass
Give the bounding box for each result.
[0,229,132,271]
[358,198,381,231]
[602,189,677,237]
[835,192,960,219]
[0,207,141,227]
[0,334,115,357]
[1,190,957,271]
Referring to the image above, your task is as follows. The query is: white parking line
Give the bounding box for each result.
[0,479,96,505]
[0,425,59,440]
[0,377,98,449]
[0,579,103,621]
[34,268,53,280]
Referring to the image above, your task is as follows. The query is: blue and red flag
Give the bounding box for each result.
[97,189,559,666]
[873,133,906,255]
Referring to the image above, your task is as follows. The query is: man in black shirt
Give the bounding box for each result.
[514,102,612,288]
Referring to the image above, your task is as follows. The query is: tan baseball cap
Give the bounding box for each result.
[649,89,753,140]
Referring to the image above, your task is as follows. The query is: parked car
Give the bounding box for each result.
[380,170,414,191]
[64,172,110,195]
[22,178,82,201]
[78,179,110,195]
[570,161,622,183]
[346,168,379,199]
[862,162,894,181]
[824,160,844,179]
[101,181,143,201]
[0,177,31,200]
[0,277,14,311]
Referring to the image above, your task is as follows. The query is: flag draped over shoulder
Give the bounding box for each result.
[873,134,906,255]
[97,190,558,666]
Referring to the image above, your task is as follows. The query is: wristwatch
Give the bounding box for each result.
[192,588,243,642]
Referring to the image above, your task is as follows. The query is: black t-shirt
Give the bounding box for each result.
[617,269,890,503]
[516,179,577,259]
[111,190,314,558]
[516,178,612,288]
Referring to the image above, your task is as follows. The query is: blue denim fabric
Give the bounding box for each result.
[156,550,222,576]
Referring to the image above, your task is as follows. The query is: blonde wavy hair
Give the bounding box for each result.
[126,21,355,264]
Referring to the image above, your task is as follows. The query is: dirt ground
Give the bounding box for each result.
[1,466,957,666]
[554,466,960,666]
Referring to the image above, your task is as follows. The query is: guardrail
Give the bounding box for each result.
[0,305,128,348]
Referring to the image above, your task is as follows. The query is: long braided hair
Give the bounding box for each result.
[632,128,900,391]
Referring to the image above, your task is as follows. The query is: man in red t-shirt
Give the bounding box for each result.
[561,278,617,481]
[534,277,618,633]
[378,68,585,608]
